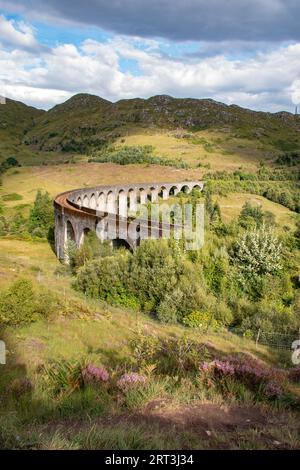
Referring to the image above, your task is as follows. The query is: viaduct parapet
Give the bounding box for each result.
[54,180,204,260]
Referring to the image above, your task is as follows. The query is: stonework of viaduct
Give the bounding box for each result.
[54,180,204,260]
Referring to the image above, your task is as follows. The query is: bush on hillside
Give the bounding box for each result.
[0,279,59,326]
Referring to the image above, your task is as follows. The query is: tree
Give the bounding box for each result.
[231,225,282,290]
[28,190,54,238]
[231,228,283,301]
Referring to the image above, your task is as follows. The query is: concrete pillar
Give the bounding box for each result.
[161,188,168,200]
[118,190,127,217]
[129,190,137,212]
[89,194,96,209]
[151,189,159,202]
[83,195,89,207]
[107,192,117,214]
[140,189,148,205]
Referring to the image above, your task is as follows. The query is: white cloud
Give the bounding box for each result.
[290,80,300,105]
[0,16,300,112]
[0,15,39,50]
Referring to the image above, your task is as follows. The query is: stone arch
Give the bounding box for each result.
[181,185,190,194]
[192,184,202,193]
[83,194,89,207]
[89,193,96,209]
[97,192,106,212]
[158,186,168,200]
[77,196,82,207]
[66,220,75,242]
[169,185,179,196]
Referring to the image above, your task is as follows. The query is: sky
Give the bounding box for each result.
[0,0,300,111]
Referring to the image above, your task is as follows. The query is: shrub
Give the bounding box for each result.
[117,373,148,392]
[75,253,131,303]
[128,240,182,311]
[199,355,286,400]
[41,360,84,396]
[182,310,220,331]
[157,336,210,376]
[288,366,300,383]
[232,225,282,278]
[238,202,275,228]
[231,225,283,298]
[156,288,183,323]
[129,329,160,367]
[82,365,109,385]
[0,279,60,327]
[0,279,37,326]
[9,377,33,398]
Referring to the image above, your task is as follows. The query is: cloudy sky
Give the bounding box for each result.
[0,0,300,111]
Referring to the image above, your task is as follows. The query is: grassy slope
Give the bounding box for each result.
[0,237,299,449]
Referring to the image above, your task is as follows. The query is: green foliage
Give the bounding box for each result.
[41,360,84,397]
[205,192,221,224]
[182,310,221,331]
[0,279,58,326]
[0,157,21,174]
[231,225,283,296]
[238,202,275,229]
[90,145,189,168]
[75,252,133,305]
[128,240,183,310]
[276,151,300,167]
[1,193,23,202]
[28,190,54,239]
[130,331,210,376]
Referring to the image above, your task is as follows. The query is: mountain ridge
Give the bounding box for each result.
[1,93,300,159]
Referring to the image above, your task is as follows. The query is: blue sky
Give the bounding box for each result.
[0,0,300,111]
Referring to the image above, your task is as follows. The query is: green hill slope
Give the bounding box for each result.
[0,98,44,162]
[22,94,300,156]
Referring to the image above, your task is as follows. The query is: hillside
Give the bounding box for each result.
[1,94,300,162]
[25,94,300,155]
[0,99,44,163]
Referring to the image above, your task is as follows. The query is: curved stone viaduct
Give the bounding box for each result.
[54,180,204,260]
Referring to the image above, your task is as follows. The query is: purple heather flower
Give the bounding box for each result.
[82,364,109,384]
[265,381,283,398]
[117,372,147,391]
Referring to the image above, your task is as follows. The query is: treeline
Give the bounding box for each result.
[205,169,300,213]
[89,145,190,169]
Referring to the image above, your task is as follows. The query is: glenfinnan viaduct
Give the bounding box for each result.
[54,180,204,260]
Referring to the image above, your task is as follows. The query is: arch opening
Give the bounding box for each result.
[112,239,132,251]
[181,185,190,194]
[169,186,179,196]
[66,220,75,242]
